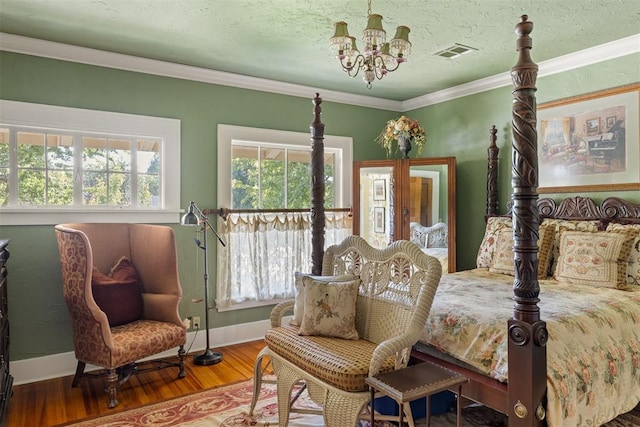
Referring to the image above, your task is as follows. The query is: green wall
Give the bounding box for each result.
[1,50,638,362]
[409,53,640,269]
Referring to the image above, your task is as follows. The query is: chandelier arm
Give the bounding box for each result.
[381,57,402,72]
[339,55,366,78]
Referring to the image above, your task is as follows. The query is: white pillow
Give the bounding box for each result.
[290,272,356,326]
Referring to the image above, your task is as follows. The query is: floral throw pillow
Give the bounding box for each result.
[488,223,555,277]
[545,219,599,274]
[298,276,360,340]
[476,216,512,268]
[606,223,640,286]
[554,230,637,289]
[290,272,356,326]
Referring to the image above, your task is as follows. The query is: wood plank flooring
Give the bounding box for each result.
[7,340,266,427]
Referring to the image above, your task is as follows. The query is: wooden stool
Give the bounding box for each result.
[366,361,468,427]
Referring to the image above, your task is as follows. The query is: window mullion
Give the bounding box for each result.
[284,148,288,208]
[7,128,18,206]
[258,147,262,209]
[73,133,83,206]
[130,138,138,207]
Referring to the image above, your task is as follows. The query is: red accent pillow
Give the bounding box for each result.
[91,257,143,326]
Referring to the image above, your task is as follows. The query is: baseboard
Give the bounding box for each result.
[11,317,283,385]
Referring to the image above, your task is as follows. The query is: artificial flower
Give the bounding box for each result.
[375,115,426,158]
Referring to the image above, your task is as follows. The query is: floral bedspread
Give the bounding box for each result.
[419,269,640,427]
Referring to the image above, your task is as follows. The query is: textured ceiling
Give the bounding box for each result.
[0,0,638,101]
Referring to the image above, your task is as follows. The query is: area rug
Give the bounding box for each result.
[58,379,640,427]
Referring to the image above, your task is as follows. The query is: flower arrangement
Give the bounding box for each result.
[375,115,426,158]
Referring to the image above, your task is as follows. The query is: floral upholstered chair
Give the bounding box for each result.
[55,223,187,408]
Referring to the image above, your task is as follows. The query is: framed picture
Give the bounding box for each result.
[373,179,386,201]
[373,207,385,233]
[537,83,640,193]
[586,118,600,135]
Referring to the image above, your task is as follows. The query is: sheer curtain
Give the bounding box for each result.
[216,212,352,311]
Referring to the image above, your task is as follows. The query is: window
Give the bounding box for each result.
[0,100,180,225]
[218,125,351,209]
[230,144,336,209]
[216,124,353,310]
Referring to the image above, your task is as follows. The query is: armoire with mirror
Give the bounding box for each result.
[353,157,456,272]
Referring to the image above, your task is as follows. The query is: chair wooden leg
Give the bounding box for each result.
[71,361,85,387]
[177,345,186,379]
[106,369,119,409]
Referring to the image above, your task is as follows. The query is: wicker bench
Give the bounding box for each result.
[250,235,442,427]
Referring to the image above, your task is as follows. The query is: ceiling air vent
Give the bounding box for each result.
[434,43,478,59]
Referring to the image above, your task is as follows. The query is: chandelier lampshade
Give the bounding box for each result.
[330,0,411,88]
[390,26,412,61]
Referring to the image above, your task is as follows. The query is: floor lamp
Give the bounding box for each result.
[181,201,226,366]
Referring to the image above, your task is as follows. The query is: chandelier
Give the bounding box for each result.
[329,0,412,88]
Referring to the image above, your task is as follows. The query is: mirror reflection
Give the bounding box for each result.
[353,157,456,273]
[408,163,450,272]
[357,165,394,249]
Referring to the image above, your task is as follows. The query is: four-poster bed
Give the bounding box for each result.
[278,11,640,427]
[297,14,640,427]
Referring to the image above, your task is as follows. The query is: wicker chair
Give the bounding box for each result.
[55,223,187,409]
[251,235,442,427]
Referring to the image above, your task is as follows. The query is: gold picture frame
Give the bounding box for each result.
[537,83,640,193]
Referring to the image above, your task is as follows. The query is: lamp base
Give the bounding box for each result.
[193,348,223,366]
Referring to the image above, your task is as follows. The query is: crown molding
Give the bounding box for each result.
[0,33,402,111]
[1,32,638,112]
[402,33,640,111]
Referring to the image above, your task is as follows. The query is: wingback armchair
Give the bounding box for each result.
[55,223,187,408]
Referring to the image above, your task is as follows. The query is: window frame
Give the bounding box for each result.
[217,124,352,210]
[0,100,181,225]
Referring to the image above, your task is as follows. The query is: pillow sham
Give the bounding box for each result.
[476,216,512,268]
[488,222,554,277]
[545,219,599,274]
[554,230,637,289]
[92,256,143,326]
[606,223,640,286]
[298,276,360,340]
[290,272,356,326]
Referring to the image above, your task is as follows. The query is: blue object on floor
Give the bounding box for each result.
[373,390,456,420]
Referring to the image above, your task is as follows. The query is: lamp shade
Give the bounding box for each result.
[181,202,199,226]
[363,14,386,53]
[330,21,351,56]
[389,26,412,59]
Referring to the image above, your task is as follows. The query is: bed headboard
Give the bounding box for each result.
[538,196,640,222]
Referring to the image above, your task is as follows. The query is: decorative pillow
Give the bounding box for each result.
[298,276,360,340]
[476,216,512,268]
[92,257,143,326]
[545,219,599,273]
[554,230,637,289]
[606,223,640,286]
[488,223,555,277]
[109,256,139,283]
[290,272,356,326]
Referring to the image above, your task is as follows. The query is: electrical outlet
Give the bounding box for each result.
[192,316,201,330]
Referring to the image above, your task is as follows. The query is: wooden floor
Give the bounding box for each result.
[7,340,266,427]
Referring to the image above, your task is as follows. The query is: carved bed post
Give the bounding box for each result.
[508,16,547,426]
[487,125,500,217]
[310,93,326,276]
